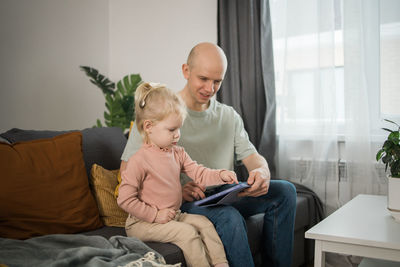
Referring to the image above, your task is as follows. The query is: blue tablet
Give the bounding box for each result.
[193,182,250,207]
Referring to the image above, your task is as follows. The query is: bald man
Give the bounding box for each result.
[121,42,296,267]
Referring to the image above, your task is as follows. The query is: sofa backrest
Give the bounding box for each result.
[0,127,127,179]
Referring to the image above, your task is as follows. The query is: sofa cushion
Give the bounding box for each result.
[0,127,127,179]
[294,195,310,231]
[90,164,128,227]
[0,132,103,239]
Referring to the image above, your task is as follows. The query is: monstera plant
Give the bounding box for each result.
[80,66,142,133]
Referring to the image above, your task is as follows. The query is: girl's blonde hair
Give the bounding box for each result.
[135,82,187,140]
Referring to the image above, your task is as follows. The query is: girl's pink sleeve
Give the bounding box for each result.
[178,147,224,186]
[117,156,158,223]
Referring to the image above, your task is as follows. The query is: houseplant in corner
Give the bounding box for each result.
[80,66,142,133]
[376,119,400,222]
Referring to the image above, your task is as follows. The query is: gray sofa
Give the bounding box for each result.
[0,127,320,267]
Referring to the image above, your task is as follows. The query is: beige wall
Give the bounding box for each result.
[0,0,217,132]
[109,0,218,92]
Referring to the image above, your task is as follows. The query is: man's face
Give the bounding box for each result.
[183,58,226,105]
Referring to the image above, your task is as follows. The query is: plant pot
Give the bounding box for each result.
[388,176,400,222]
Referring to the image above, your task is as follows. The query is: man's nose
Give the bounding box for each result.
[204,81,215,94]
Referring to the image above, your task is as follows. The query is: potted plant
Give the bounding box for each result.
[376,119,400,222]
[80,66,142,133]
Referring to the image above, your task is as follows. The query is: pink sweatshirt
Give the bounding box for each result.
[117,144,225,223]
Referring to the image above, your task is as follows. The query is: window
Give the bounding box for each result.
[380,0,400,118]
[273,0,400,137]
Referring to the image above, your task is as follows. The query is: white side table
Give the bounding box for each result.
[305,194,400,267]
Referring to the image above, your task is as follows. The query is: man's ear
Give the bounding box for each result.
[182,63,190,80]
[143,120,153,134]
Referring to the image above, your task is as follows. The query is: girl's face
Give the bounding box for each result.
[145,113,183,149]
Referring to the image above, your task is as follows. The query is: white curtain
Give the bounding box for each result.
[341,0,386,207]
[270,0,386,215]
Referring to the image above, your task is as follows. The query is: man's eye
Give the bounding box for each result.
[169,129,175,132]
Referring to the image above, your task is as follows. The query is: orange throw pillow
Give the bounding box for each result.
[0,132,103,239]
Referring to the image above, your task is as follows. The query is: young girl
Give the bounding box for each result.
[117,82,238,267]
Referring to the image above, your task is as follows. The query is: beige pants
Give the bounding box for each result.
[125,211,227,267]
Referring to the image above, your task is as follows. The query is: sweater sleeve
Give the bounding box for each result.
[117,155,158,223]
[178,147,225,186]
[233,109,257,161]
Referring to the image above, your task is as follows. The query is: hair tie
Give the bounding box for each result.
[139,91,150,108]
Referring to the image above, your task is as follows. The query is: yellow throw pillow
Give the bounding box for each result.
[114,170,122,198]
[90,164,128,227]
[114,120,135,198]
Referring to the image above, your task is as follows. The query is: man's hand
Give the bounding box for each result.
[154,208,176,224]
[220,170,239,184]
[238,167,270,197]
[182,181,206,202]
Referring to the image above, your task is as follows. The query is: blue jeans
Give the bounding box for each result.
[181,180,296,267]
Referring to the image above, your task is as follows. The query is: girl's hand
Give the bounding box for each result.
[155,208,176,224]
[220,170,239,184]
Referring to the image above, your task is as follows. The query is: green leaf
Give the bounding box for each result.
[384,119,400,127]
[105,93,113,103]
[376,149,384,161]
[388,131,400,144]
[383,140,394,150]
[104,111,111,121]
[393,145,400,157]
[121,95,134,113]
[127,74,142,94]
[117,80,126,95]
[80,66,115,95]
[382,128,394,133]
[119,74,142,96]
[96,119,103,127]
[390,160,400,177]
[114,91,122,100]
[382,154,392,164]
